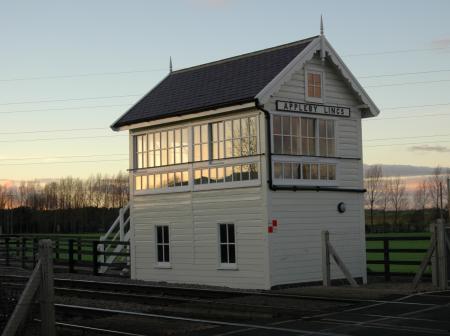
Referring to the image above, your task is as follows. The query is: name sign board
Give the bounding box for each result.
[276,100,350,117]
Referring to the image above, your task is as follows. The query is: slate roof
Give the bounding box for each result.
[112,36,317,129]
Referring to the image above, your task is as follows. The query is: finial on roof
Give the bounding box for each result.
[169,57,173,73]
[320,15,324,36]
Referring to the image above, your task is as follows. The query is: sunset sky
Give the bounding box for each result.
[1,0,449,182]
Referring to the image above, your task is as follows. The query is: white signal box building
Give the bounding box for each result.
[112,31,379,289]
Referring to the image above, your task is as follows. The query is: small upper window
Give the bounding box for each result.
[307,72,322,98]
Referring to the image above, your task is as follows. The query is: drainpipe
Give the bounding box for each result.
[254,98,365,194]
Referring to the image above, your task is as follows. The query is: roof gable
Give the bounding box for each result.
[256,36,380,118]
[111,37,316,130]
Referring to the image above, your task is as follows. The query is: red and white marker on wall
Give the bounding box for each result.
[268,219,278,233]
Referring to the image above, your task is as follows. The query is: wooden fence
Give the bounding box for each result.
[0,235,129,276]
[366,235,431,281]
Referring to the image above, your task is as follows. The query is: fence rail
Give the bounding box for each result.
[0,235,130,276]
[366,235,432,281]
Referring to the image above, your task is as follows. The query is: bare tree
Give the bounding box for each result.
[365,165,383,227]
[388,176,408,228]
[414,180,430,227]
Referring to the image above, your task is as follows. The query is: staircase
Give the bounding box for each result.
[98,202,131,274]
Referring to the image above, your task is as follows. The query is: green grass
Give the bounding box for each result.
[366,232,432,274]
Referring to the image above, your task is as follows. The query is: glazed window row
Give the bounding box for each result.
[274,161,336,181]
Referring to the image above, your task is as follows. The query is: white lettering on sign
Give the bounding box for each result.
[276,100,351,117]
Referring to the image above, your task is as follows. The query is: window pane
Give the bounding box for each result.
[328,140,335,156]
[249,164,258,180]
[148,175,155,189]
[241,164,249,181]
[174,129,181,147]
[157,245,163,262]
[228,224,235,243]
[175,172,182,186]
[308,86,315,97]
[273,135,282,154]
[233,165,241,181]
[194,144,201,161]
[201,144,209,161]
[274,162,282,179]
[182,146,189,163]
[320,165,328,180]
[157,226,162,243]
[328,165,336,180]
[149,151,154,167]
[225,120,232,139]
[233,139,241,157]
[201,124,208,143]
[293,163,301,179]
[154,133,161,150]
[164,245,170,262]
[229,245,236,263]
[194,170,201,185]
[161,149,167,166]
[155,174,161,189]
[311,164,319,179]
[182,171,189,185]
[210,167,217,183]
[316,86,321,98]
[175,147,181,164]
[219,224,227,243]
[309,139,315,155]
[161,131,167,149]
[302,164,311,179]
[218,122,224,140]
[163,226,169,243]
[319,119,326,137]
[135,176,141,190]
[142,175,148,190]
[182,128,189,146]
[202,169,209,184]
[168,172,175,187]
[249,116,257,137]
[194,126,201,144]
[161,173,167,187]
[155,151,161,166]
[168,148,174,165]
[320,138,327,156]
[217,167,224,183]
[225,140,233,158]
[225,166,233,182]
[327,121,334,138]
[220,245,228,263]
[283,136,291,154]
[137,153,143,169]
[273,115,281,135]
[283,162,293,179]
[282,116,291,135]
[291,117,300,136]
[233,119,241,138]
[241,118,249,138]
[148,133,154,151]
[292,136,300,155]
[168,130,174,148]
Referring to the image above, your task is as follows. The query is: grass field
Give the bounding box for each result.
[366,232,431,274]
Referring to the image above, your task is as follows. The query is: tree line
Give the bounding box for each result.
[0,173,129,234]
[365,166,449,232]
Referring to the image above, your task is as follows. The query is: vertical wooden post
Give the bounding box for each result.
[32,238,37,267]
[77,237,82,262]
[93,240,99,276]
[431,223,439,287]
[21,237,27,269]
[68,239,75,273]
[54,239,60,261]
[119,208,125,241]
[383,238,391,281]
[5,237,10,266]
[322,230,331,287]
[39,239,56,336]
[436,219,448,290]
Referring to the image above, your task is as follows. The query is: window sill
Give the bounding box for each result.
[217,264,238,271]
[155,263,172,269]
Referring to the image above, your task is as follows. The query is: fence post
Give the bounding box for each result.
[5,237,10,266]
[430,223,439,287]
[68,239,75,273]
[322,230,331,287]
[436,219,448,290]
[119,208,125,241]
[77,237,82,261]
[383,238,390,281]
[32,238,38,267]
[54,239,60,261]
[39,239,56,336]
[21,237,27,269]
[93,241,99,276]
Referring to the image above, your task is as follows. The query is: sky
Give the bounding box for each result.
[0,0,449,182]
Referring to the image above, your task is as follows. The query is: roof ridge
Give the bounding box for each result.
[172,35,318,75]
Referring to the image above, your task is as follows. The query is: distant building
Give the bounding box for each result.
[111,30,379,289]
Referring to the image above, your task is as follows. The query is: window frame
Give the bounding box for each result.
[217,223,238,270]
[304,68,324,103]
[154,225,171,268]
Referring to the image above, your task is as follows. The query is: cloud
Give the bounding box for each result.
[364,164,450,177]
[431,38,450,49]
[409,145,450,153]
